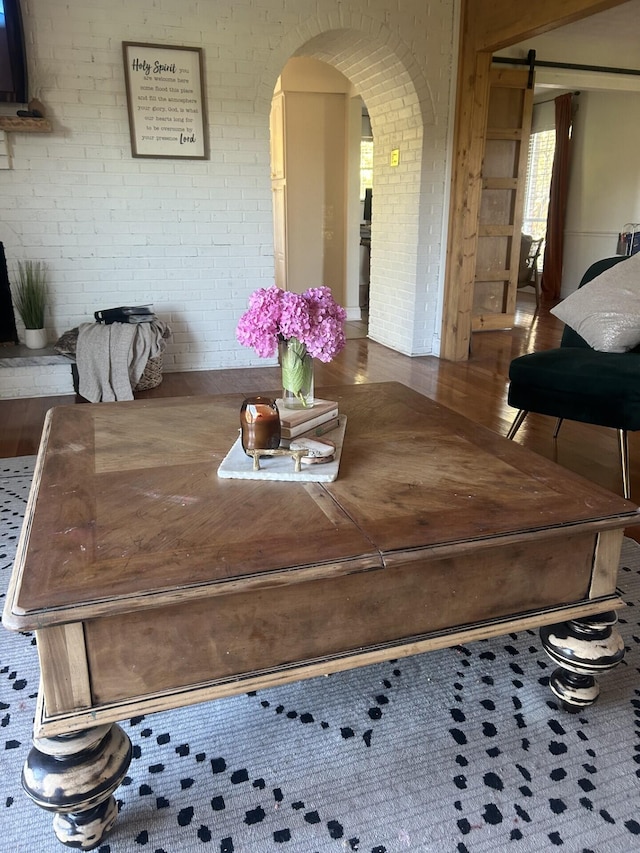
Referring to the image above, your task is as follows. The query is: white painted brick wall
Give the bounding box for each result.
[0,131,10,169]
[0,364,74,398]
[0,0,456,399]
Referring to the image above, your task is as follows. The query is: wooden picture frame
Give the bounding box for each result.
[122,42,208,159]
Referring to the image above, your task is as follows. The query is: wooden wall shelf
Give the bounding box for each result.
[0,117,52,133]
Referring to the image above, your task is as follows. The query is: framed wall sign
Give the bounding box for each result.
[122,42,209,159]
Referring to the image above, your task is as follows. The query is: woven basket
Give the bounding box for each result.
[54,327,165,392]
[135,354,163,391]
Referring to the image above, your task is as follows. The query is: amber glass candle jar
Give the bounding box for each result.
[240,397,281,455]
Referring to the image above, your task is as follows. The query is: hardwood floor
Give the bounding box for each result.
[2,294,640,528]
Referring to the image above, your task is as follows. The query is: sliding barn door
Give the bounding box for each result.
[472,67,534,331]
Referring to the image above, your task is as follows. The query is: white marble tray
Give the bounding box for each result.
[217,416,347,482]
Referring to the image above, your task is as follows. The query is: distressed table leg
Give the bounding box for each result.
[539,610,625,712]
[22,723,132,850]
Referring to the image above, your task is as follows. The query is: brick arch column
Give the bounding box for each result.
[256,10,455,356]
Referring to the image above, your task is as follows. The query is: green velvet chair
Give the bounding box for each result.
[506,255,638,498]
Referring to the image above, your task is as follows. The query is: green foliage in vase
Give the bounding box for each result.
[13,261,48,329]
[280,337,313,406]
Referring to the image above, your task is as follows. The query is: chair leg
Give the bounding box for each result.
[617,429,631,500]
[507,410,528,440]
[533,268,541,310]
[552,418,563,439]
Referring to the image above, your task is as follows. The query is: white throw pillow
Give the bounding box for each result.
[550,253,640,352]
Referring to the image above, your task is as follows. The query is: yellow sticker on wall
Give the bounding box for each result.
[390,149,400,167]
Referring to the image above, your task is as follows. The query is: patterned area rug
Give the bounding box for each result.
[2,456,640,853]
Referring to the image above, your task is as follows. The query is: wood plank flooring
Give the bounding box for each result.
[2,294,640,534]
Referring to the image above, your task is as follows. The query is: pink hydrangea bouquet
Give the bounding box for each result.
[236,285,346,407]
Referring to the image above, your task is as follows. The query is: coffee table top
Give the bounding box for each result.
[4,382,638,630]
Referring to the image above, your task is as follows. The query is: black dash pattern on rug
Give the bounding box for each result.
[1,456,640,852]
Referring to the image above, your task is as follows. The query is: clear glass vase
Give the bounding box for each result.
[280,337,314,409]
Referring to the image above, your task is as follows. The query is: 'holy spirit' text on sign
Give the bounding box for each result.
[123,43,208,159]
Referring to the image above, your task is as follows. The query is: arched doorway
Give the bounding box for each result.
[269,58,359,318]
[261,23,453,357]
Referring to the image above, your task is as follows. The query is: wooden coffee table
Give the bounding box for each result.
[3,382,638,849]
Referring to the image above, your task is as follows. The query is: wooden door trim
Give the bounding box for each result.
[440,0,628,360]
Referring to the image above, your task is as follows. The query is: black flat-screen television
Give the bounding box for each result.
[0,0,28,104]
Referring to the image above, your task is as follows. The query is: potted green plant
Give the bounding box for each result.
[13,260,48,349]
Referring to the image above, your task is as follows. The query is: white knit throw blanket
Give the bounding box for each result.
[76,320,170,402]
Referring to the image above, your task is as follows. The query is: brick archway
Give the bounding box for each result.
[258,14,456,356]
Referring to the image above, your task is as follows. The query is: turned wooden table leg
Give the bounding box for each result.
[540,610,625,712]
[22,723,132,850]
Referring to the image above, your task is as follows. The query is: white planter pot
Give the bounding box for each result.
[24,328,48,349]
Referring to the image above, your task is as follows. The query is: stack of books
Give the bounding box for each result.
[277,398,339,447]
[94,305,156,325]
